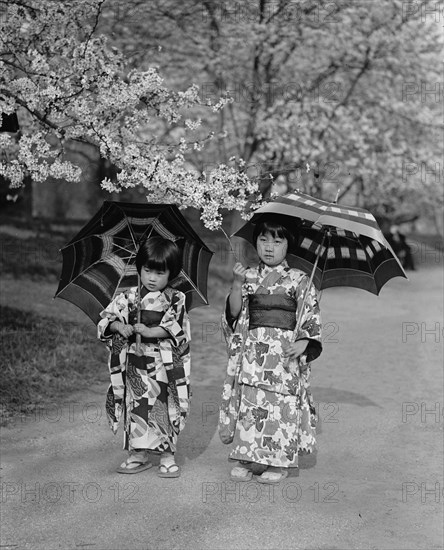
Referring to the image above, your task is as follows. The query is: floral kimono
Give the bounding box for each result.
[97,286,191,454]
[219,259,322,469]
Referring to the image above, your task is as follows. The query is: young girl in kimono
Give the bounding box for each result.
[98,236,191,477]
[220,215,322,484]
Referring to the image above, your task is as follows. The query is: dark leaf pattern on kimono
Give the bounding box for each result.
[263,370,281,385]
[262,436,280,451]
[238,410,255,430]
[285,377,300,396]
[302,318,321,337]
[284,438,299,461]
[255,342,270,366]
[229,334,243,357]
[252,406,269,431]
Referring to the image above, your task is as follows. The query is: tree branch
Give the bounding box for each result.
[315,48,372,145]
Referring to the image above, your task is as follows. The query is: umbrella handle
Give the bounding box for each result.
[295,231,326,333]
[136,321,142,353]
[283,231,327,377]
[135,274,142,356]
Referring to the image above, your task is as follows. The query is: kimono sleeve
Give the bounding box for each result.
[292,274,322,364]
[221,264,258,338]
[158,290,190,347]
[221,280,250,346]
[97,292,130,343]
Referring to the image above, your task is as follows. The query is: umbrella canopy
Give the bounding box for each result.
[234,191,407,295]
[55,201,213,323]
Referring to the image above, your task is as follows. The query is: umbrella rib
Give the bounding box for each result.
[117,206,139,251]
[112,242,136,255]
[61,238,135,256]
[110,251,138,299]
[317,230,330,288]
[174,270,207,302]
[58,248,135,289]
[143,221,157,241]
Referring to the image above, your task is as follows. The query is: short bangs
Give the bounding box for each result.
[135,236,182,280]
[252,217,294,248]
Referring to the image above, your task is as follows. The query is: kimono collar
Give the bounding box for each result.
[138,286,172,309]
[140,286,161,300]
[255,259,290,291]
[258,258,290,277]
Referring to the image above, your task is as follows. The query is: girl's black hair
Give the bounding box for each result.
[135,236,182,280]
[252,215,295,249]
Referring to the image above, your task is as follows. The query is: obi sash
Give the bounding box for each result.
[248,294,297,331]
[128,310,164,344]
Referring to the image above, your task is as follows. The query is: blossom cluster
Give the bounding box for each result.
[0,0,260,229]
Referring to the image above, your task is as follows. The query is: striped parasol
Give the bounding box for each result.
[55,201,213,323]
[234,191,407,296]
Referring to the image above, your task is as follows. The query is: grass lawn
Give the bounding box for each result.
[0,304,109,421]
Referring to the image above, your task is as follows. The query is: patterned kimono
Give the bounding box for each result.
[220,260,322,468]
[97,286,191,454]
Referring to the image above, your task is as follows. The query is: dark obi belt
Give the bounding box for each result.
[128,310,164,344]
[248,294,297,331]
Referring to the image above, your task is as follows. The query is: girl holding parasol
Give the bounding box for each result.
[98,237,191,477]
[220,215,323,483]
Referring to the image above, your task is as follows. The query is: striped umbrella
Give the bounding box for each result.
[55,201,213,324]
[234,191,407,302]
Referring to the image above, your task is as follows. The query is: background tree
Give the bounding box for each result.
[100,0,443,233]
[2,0,442,234]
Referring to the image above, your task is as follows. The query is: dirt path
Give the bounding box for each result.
[1,266,443,550]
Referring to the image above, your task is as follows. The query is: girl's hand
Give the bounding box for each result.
[115,322,133,338]
[232,262,248,284]
[282,339,309,359]
[133,323,150,338]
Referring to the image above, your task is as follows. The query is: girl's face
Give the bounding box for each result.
[140,266,170,292]
[256,231,288,266]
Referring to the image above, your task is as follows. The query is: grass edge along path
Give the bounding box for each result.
[0,304,109,422]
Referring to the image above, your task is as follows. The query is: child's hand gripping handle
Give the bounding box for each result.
[135,308,142,356]
[135,273,143,356]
